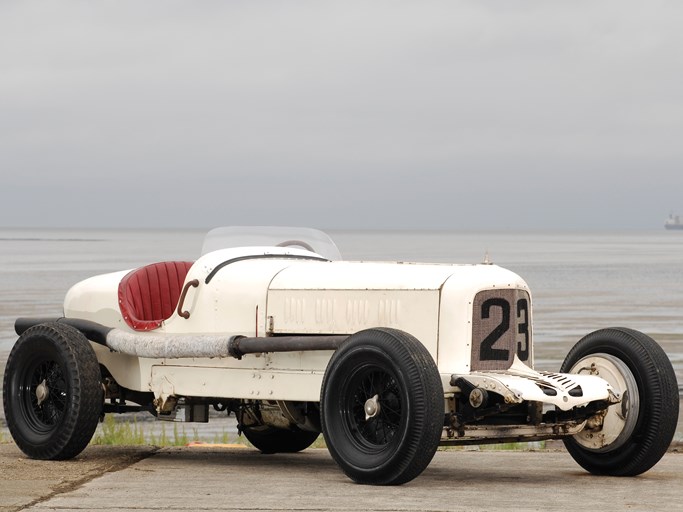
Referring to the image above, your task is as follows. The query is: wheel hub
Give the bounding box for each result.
[35,379,50,406]
[364,394,381,420]
[570,353,640,451]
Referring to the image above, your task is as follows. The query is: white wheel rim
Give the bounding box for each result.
[569,353,640,452]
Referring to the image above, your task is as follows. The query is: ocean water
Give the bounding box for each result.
[1,228,682,439]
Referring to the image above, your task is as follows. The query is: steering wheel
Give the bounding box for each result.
[276,240,316,252]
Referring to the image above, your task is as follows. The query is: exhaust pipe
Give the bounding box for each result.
[15,317,347,359]
[226,334,347,359]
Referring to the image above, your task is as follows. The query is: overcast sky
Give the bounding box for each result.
[1,1,682,231]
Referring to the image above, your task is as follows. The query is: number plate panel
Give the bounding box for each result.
[471,289,531,371]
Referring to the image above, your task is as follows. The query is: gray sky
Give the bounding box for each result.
[1,1,682,231]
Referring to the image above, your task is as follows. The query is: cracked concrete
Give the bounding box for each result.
[0,444,157,512]
[1,444,681,512]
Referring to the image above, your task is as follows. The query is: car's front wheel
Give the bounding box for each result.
[320,328,443,485]
[560,327,679,476]
[2,322,102,460]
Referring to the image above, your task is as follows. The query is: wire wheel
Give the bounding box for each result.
[321,328,443,485]
[3,322,102,460]
[340,363,403,449]
[21,358,68,431]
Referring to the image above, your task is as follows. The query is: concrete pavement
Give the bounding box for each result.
[1,443,681,512]
[0,444,156,512]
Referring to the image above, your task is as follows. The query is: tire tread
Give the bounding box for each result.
[560,327,679,476]
[3,322,102,460]
[321,327,443,485]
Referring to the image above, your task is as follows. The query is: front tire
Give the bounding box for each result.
[320,328,443,485]
[560,327,679,476]
[2,322,102,460]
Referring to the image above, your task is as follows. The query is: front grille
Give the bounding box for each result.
[470,288,532,371]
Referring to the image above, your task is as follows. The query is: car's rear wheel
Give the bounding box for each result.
[560,327,679,476]
[241,425,319,453]
[2,322,102,460]
[320,328,443,485]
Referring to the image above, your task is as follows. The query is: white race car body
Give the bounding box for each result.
[5,227,678,485]
[63,243,611,412]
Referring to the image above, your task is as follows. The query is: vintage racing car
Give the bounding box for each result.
[2,227,680,485]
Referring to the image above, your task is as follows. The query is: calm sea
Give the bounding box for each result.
[1,228,682,439]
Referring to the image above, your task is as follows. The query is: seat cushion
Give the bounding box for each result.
[118,261,194,331]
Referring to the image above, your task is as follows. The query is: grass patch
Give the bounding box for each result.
[311,434,327,449]
[480,441,546,450]
[93,415,200,447]
[92,415,147,445]
[209,429,250,446]
[439,441,546,451]
[149,422,198,447]
[92,415,253,447]
[211,429,231,445]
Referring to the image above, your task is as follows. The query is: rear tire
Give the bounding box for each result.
[2,322,102,460]
[560,327,679,476]
[320,328,443,485]
[242,425,319,454]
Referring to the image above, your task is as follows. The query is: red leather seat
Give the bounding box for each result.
[118,261,194,331]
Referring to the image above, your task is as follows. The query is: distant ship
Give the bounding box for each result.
[665,214,683,230]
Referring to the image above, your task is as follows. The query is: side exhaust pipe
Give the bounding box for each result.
[226,334,347,359]
[15,317,347,359]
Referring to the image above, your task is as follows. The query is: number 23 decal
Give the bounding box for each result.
[479,297,530,361]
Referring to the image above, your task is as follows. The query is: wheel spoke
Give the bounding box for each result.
[345,366,403,446]
[23,359,68,428]
[5,323,104,460]
[366,371,375,397]
[380,417,390,443]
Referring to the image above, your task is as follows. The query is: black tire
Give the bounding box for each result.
[2,322,102,460]
[320,328,443,485]
[560,327,679,476]
[242,425,319,454]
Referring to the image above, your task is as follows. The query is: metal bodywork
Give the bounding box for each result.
[7,227,677,485]
[47,228,617,447]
